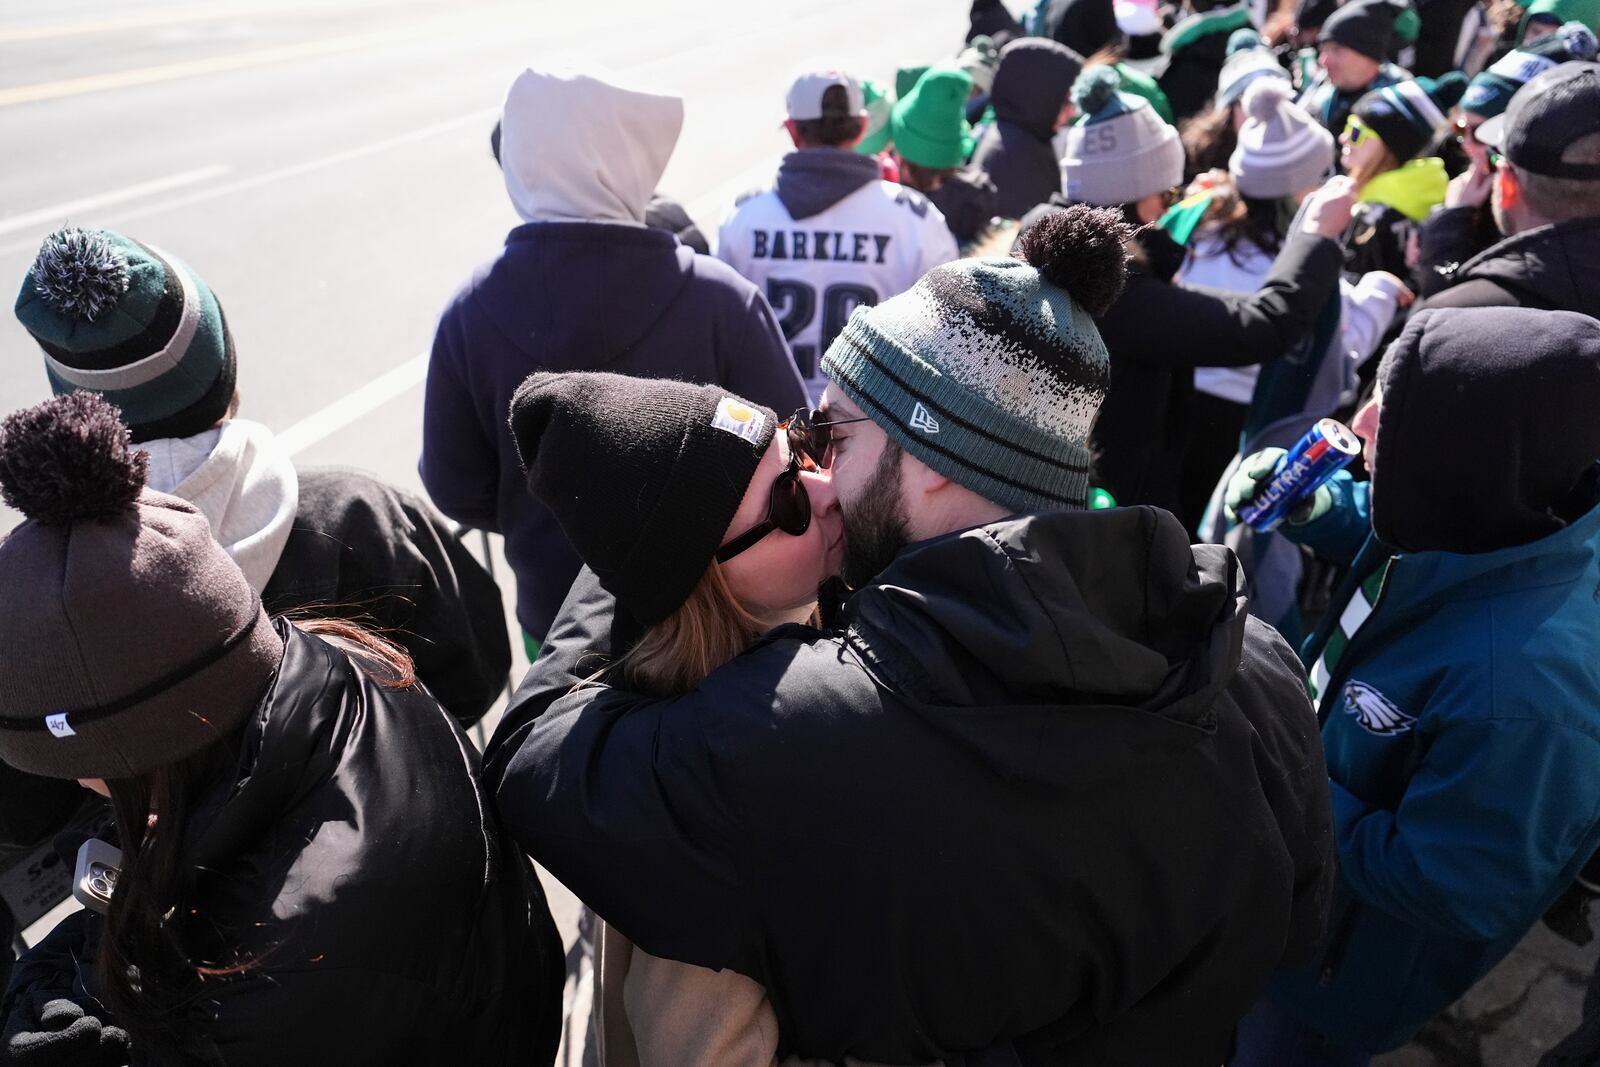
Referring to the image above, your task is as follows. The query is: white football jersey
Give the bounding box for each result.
[718,180,960,400]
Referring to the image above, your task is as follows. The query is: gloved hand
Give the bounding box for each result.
[1,991,128,1067]
[1224,448,1334,527]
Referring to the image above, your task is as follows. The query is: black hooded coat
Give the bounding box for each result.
[487,507,1334,1066]
[970,39,1085,219]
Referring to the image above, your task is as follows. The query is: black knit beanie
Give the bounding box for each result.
[1372,308,1600,554]
[1319,0,1404,60]
[1352,73,1468,160]
[509,372,777,626]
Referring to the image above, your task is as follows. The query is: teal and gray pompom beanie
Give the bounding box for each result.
[15,227,236,444]
[821,206,1130,514]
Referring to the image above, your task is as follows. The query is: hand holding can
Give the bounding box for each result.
[1236,419,1361,532]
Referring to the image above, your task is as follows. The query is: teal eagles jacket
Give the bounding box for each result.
[1264,471,1600,1051]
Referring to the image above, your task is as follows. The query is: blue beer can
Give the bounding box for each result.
[1238,418,1362,532]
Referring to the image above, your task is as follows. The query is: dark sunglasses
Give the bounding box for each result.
[783,407,874,471]
[716,453,812,563]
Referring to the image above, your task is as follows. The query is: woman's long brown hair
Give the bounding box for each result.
[94,618,413,1054]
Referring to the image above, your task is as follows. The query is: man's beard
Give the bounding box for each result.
[840,441,910,589]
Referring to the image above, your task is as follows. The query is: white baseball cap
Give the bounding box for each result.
[786,70,865,120]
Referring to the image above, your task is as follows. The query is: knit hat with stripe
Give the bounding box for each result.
[821,206,1128,514]
[1061,67,1185,206]
[1231,77,1336,197]
[1352,72,1468,162]
[1461,21,1598,118]
[15,227,236,444]
[1216,29,1292,111]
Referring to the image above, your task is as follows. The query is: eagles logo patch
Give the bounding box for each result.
[1343,680,1416,736]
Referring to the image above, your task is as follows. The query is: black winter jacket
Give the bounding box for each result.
[4,623,563,1066]
[1090,226,1344,512]
[1416,213,1600,315]
[487,508,1334,1066]
[262,467,510,727]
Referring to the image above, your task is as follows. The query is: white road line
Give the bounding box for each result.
[0,109,497,257]
[277,352,429,456]
[0,165,231,237]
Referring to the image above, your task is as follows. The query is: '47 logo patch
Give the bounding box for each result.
[1343,680,1417,736]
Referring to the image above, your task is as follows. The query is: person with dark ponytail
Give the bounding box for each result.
[487,206,1334,1066]
[0,394,563,1065]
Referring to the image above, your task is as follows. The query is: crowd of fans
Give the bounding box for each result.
[4,0,1600,1062]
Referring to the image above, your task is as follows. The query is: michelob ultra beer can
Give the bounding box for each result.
[1238,418,1362,532]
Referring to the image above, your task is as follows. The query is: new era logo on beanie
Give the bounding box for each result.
[14,227,237,445]
[821,206,1130,514]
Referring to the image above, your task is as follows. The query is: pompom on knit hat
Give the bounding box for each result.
[1216,29,1292,111]
[0,392,282,780]
[1061,66,1185,206]
[1353,72,1468,162]
[892,67,976,169]
[1318,0,1406,60]
[15,227,237,445]
[1231,78,1336,197]
[1462,21,1599,118]
[508,372,777,627]
[821,206,1130,514]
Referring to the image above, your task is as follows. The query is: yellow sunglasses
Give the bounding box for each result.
[1342,117,1379,146]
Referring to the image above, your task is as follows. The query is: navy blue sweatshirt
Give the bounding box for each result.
[421,221,807,640]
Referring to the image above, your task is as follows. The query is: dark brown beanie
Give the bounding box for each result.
[508,372,777,627]
[0,393,283,780]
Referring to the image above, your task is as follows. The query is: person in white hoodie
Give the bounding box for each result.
[421,67,807,660]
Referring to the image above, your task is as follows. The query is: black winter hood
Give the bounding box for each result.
[991,37,1086,139]
[1373,306,1600,554]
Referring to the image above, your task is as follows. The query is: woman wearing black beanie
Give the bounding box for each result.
[503,371,851,1065]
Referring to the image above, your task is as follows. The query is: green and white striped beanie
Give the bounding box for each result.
[821,206,1129,514]
[15,227,236,444]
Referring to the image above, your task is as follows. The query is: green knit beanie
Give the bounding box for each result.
[891,68,976,169]
[15,228,235,444]
[821,206,1131,514]
[895,64,931,101]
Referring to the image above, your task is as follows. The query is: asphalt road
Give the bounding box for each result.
[2,0,985,946]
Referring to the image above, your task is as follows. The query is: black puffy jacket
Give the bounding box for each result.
[1416,213,1600,315]
[7,623,563,1066]
[488,508,1334,1066]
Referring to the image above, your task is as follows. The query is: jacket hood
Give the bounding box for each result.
[841,507,1246,781]
[139,418,298,592]
[1453,216,1600,316]
[773,147,881,220]
[500,69,684,224]
[1373,306,1600,554]
[991,37,1085,139]
[473,222,698,368]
